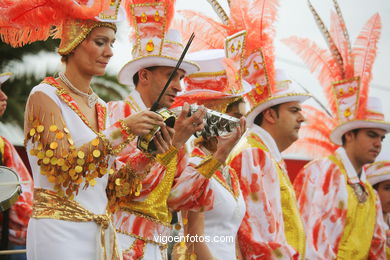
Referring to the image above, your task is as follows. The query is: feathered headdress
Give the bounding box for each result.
[0,0,123,55]
[116,0,199,86]
[174,0,310,126]
[283,0,389,156]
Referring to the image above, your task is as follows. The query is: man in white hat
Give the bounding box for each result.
[294,96,389,259]
[227,67,311,259]
[288,2,388,258]
[0,72,34,260]
[367,160,390,258]
[106,1,244,259]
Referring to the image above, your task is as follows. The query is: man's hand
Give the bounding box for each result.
[172,102,206,149]
[154,125,175,155]
[123,111,164,136]
[214,117,246,163]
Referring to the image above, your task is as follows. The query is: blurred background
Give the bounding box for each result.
[1,0,389,160]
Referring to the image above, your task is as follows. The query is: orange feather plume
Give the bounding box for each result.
[330,11,354,78]
[228,0,278,54]
[0,0,111,47]
[352,13,381,119]
[173,10,228,51]
[282,36,340,113]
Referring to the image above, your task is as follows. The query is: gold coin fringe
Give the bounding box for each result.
[26,111,113,199]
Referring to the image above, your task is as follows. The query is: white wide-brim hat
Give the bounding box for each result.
[366,160,390,186]
[246,69,311,127]
[0,72,12,85]
[330,97,390,145]
[118,29,199,86]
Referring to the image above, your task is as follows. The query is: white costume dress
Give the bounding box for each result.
[25,78,129,260]
[187,147,246,259]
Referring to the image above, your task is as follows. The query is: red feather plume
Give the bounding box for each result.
[330,11,354,78]
[173,10,227,51]
[352,13,381,118]
[282,36,340,113]
[0,0,111,47]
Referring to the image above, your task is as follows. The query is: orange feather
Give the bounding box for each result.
[173,10,227,51]
[282,36,341,113]
[352,13,381,118]
[0,0,111,47]
[330,11,353,78]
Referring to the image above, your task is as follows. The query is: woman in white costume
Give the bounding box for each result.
[0,1,170,259]
[171,32,250,259]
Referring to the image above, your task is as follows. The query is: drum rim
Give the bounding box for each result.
[0,166,22,212]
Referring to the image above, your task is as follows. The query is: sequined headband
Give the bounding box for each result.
[57,19,117,56]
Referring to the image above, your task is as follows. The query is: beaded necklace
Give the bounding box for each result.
[59,72,98,108]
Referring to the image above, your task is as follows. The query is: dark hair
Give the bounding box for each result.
[341,129,360,146]
[254,104,280,126]
[226,98,244,113]
[133,66,159,86]
[373,183,379,190]
[61,53,73,63]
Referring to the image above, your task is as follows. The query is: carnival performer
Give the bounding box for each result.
[171,32,251,260]
[0,1,174,259]
[106,1,245,259]
[285,1,389,258]
[175,0,310,258]
[0,72,33,260]
[367,160,390,258]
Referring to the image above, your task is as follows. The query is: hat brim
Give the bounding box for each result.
[367,171,390,186]
[0,72,12,85]
[246,93,311,127]
[118,56,199,86]
[330,120,390,145]
[177,89,233,100]
[179,79,253,100]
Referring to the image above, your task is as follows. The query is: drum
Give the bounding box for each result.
[0,166,22,212]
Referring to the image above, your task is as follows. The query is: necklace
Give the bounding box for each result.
[59,72,98,108]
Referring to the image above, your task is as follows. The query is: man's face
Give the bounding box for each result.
[347,128,386,164]
[376,180,390,213]
[274,101,305,146]
[146,67,185,108]
[0,87,8,117]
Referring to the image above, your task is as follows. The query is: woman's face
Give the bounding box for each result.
[70,26,116,76]
[377,180,390,213]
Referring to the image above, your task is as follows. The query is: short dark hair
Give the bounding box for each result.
[254,104,280,126]
[341,129,360,146]
[133,66,159,86]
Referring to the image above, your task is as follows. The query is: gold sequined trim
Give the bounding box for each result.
[195,155,222,179]
[58,21,117,56]
[156,146,178,166]
[32,188,121,259]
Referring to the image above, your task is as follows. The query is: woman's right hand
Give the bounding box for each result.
[123,111,165,136]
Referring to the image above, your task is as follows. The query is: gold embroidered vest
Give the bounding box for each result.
[329,155,377,259]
